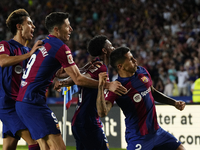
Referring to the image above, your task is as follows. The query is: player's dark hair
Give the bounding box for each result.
[110,46,130,71]
[45,12,69,33]
[87,35,107,57]
[6,9,30,36]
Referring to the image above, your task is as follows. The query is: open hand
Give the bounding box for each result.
[53,80,62,92]
[108,81,127,96]
[30,40,43,55]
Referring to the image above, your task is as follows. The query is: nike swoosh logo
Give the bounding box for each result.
[127,88,131,94]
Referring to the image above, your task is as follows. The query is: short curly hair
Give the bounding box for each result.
[87,35,107,57]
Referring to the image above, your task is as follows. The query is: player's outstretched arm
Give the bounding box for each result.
[0,40,43,67]
[53,72,92,92]
[53,61,95,91]
[151,86,185,111]
[96,72,113,117]
[55,60,95,79]
[63,65,127,95]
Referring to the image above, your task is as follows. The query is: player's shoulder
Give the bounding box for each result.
[0,40,9,46]
[96,62,106,71]
[137,66,148,74]
[0,40,10,51]
[92,60,107,73]
[44,35,65,48]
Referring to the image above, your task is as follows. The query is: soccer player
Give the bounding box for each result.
[0,9,42,150]
[71,35,114,150]
[15,12,127,150]
[96,47,186,150]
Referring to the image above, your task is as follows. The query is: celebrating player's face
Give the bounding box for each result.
[21,17,35,40]
[57,18,73,43]
[104,39,115,57]
[122,51,138,74]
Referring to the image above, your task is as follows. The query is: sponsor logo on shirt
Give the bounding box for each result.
[67,54,74,64]
[133,87,151,102]
[0,44,5,52]
[15,65,23,74]
[141,87,151,97]
[133,93,142,102]
[141,76,148,83]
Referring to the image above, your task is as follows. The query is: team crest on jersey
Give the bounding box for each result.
[106,143,109,148]
[133,93,142,103]
[67,54,74,64]
[65,51,71,54]
[56,124,60,130]
[141,76,148,83]
[0,44,5,52]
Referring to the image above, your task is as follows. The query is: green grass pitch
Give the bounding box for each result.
[0,145,126,150]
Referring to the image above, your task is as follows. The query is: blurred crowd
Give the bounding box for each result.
[1,0,200,97]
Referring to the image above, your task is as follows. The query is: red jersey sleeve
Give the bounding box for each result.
[105,91,118,106]
[87,62,108,80]
[0,41,10,55]
[55,44,75,68]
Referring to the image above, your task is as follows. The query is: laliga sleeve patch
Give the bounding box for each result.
[67,54,74,64]
[65,50,71,54]
[0,44,5,52]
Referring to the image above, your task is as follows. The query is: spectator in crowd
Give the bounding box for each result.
[191,66,200,102]
[177,65,189,96]
[164,78,174,96]
[155,77,164,93]
[168,60,177,83]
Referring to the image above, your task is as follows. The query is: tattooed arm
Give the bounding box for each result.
[96,72,113,117]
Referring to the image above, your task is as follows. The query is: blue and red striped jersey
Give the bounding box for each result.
[16,35,75,104]
[0,39,30,109]
[105,66,159,137]
[72,58,109,128]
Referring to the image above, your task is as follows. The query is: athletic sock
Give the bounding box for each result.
[28,143,40,150]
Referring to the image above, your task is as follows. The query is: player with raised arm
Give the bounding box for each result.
[71,35,114,150]
[0,9,42,150]
[15,12,127,150]
[96,47,186,150]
